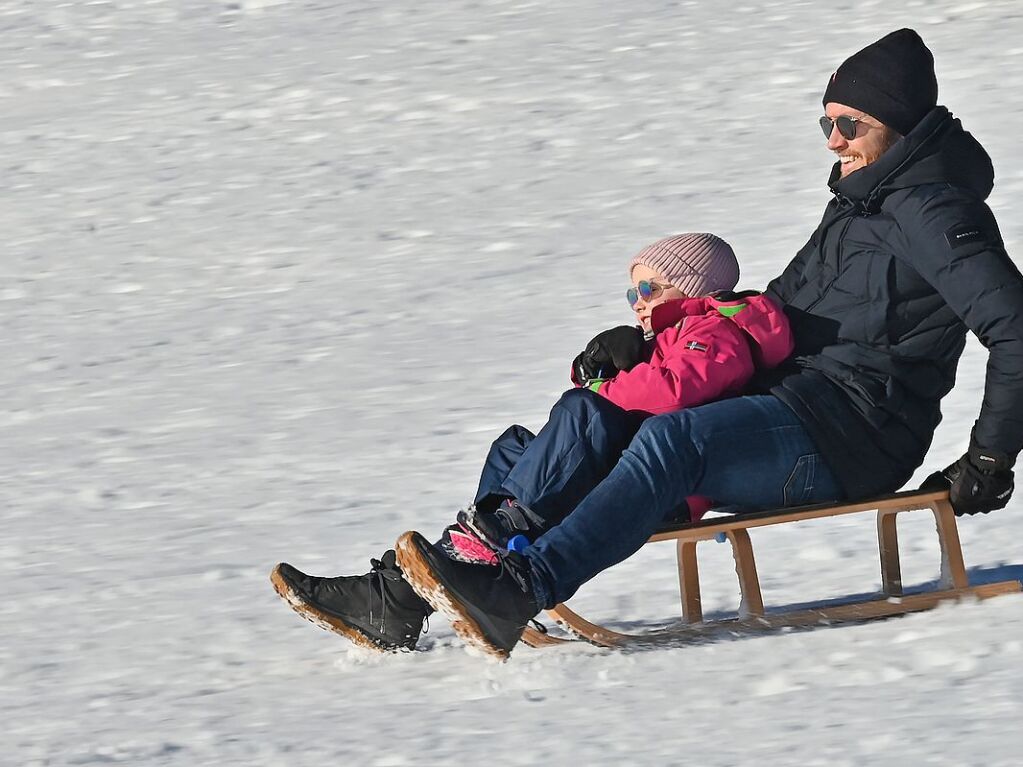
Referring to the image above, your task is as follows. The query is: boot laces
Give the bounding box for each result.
[367,556,402,632]
[366,556,428,637]
[493,549,532,594]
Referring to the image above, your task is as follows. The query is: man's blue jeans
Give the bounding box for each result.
[524,395,845,608]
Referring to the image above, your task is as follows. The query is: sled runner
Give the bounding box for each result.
[520,488,1021,649]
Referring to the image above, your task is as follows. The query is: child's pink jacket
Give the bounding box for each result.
[573,292,793,523]
[582,293,794,416]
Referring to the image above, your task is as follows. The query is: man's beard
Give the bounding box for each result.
[837,127,902,177]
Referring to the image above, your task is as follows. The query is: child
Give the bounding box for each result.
[271,233,793,653]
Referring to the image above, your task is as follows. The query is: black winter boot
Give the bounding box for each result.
[270,550,430,652]
[395,530,540,660]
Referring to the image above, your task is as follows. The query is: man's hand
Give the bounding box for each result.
[920,441,1015,516]
[573,326,645,384]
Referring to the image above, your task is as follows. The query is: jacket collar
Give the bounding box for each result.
[648,297,707,333]
[825,106,993,211]
[827,107,948,207]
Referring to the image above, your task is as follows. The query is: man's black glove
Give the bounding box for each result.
[920,440,1015,516]
[572,325,645,384]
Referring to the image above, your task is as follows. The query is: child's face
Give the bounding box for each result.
[630,263,687,333]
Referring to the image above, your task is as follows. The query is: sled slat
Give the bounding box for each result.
[522,489,1022,651]
[647,489,950,543]
[547,603,632,647]
[677,539,702,624]
[877,509,903,596]
[931,497,969,590]
[545,582,1020,647]
[520,625,572,648]
[728,528,763,618]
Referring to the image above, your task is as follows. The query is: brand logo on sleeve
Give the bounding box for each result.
[943,224,983,249]
[685,341,708,353]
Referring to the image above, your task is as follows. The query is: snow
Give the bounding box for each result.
[3,0,1023,764]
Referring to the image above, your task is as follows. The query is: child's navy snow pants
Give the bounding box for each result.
[472,388,646,527]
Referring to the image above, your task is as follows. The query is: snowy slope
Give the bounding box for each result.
[3,1,1022,765]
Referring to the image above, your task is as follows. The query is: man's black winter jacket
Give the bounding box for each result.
[763,106,1023,499]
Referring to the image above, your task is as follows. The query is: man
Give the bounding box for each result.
[395,28,1023,660]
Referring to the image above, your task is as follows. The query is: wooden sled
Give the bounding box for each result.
[520,488,1020,649]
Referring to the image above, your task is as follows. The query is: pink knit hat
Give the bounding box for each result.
[628,233,739,296]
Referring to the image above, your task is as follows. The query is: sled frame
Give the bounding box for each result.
[520,489,1020,649]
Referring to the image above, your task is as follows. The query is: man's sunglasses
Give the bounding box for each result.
[627,280,672,308]
[819,114,865,140]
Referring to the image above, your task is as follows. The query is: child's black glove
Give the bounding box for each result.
[920,440,1015,516]
[573,325,645,383]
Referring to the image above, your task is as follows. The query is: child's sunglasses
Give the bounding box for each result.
[627,280,671,308]
[819,114,864,141]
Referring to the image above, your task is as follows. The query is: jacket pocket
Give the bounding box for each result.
[783,454,819,506]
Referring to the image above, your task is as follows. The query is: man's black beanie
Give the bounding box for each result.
[822,28,938,136]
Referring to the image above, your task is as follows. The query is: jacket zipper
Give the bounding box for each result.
[801,203,858,314]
